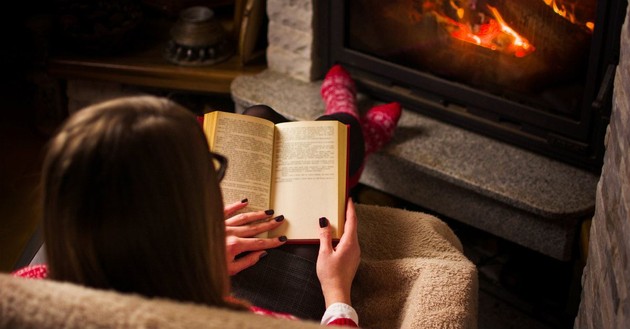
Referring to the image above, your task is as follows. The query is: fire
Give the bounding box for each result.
[543,0,595,32]
[487,5,535,57]
[438,3,535,58]
[426,1,596,57]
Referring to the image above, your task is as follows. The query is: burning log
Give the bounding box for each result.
[485,0,593,84]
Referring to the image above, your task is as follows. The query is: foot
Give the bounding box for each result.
[361,102,402,156]
[320,65,359,120]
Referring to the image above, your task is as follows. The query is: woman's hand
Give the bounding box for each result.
[316,198,361,307]
[224,199,287,275]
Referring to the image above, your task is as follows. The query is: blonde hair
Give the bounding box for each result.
[42,96,237,308]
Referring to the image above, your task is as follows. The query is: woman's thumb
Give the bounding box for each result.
[318,217,332,253]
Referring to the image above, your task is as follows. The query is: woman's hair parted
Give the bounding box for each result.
[42,96,237,308]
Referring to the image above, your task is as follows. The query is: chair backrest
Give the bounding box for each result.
[5,204,478,329]
[0,274,326,329]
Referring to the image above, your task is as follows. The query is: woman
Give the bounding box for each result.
[17,65,402,326]
[17,96,360,326]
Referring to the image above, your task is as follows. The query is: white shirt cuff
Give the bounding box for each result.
[320,302,359,325]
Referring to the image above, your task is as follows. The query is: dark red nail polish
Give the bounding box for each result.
[278,236,287,242]
[274,215,285,222]
[265,209,274,216]
[319,217,328,228]
[241,198,248,203]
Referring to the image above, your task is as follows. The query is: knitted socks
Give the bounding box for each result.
[362,102,402,156]
[321,65,401,157]
[320,64,360,120]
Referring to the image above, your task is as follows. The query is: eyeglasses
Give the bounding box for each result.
[210,151,228,182]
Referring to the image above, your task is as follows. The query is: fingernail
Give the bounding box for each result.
[241,198,248,203]
[278,236,288,242]
[265,209,274,216]
[259,251,268,259]
[319,217,328,228]
[274,215,285,222]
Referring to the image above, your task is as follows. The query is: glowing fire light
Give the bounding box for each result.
[443,4,535,58]
[487,6,534,57]
[543,0,595,32]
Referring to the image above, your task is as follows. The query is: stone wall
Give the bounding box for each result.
[266,0,319,82]
[574,5,630,329]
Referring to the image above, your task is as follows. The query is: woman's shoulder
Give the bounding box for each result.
[12,264,48,279]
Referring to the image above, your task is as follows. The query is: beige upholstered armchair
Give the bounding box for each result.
[0,204,477,329]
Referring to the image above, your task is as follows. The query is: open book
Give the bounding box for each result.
[203,111,348,242]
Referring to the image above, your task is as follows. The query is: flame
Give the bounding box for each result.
[487,6,535,57]
[543,0,594,32]
[441,4,535,58]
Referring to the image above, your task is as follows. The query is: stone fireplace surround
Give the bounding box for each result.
[230,0,600,262]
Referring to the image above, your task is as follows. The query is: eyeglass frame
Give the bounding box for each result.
[209,151,228,182]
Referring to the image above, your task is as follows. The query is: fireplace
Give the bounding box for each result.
[318,0,628,171]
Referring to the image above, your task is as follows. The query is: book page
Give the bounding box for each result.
[269,121,348,240]
[204,111,275,212]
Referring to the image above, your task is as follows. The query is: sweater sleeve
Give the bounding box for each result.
[321,303,359,327]
[12,264,48,279]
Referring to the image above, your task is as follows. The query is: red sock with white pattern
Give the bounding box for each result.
[362,102,402,156]
[320,64,359,120]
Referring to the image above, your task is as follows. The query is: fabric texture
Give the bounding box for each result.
[352,205,478,329]
[0,272,328,329]
[320,64,359,120]
[321,303,359,326]
[231,248,326,321]
[0,204,477,329]
[12,265,358,326]
[361,102,402,156]
[11,265,47,279]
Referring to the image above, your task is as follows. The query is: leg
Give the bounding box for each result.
[320,65,359,120]
[231,249,325,320]
[320,65,402,184]
[235,104,325,318]
[242,104,290,124]
[362,102,402,156]
[278,113,365,270]
[317,113,365,187]
[234,105,366,319]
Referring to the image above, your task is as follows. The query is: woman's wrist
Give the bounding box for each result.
[323,287,352,308]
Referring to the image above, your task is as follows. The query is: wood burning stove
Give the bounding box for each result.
[318,0,627,171]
